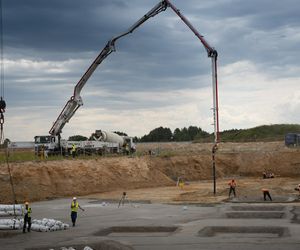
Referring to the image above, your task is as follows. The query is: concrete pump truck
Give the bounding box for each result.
[35,0,219,157]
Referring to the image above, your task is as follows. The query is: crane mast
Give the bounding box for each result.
[49,0,219,144]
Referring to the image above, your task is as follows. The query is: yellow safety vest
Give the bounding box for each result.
[25,207,32,217]
[71,145,76,152]
[71,201,79,212]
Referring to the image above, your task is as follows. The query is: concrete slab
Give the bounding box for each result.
[0,199,300,250]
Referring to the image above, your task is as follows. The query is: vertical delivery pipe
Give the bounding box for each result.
[165,0,220,194]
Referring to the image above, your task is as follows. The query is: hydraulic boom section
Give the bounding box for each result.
[49,0,219,144]
[49,1,167,136]
[164,0,219,143]
[49,43,113,136]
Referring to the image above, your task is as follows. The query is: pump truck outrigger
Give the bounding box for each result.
[35,0,220,155]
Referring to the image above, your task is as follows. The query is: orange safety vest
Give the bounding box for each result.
[228,181,236,187]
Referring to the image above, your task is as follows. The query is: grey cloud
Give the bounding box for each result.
[2,0,300,140]
[3,0,130,52]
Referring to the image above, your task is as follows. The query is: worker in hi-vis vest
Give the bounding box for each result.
[23,201,32,233]
[71,144,76,158]
[70,197,84,227]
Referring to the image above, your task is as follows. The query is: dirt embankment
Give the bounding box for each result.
[149,142,300,179]
[0,157,173,203]
[0,142,300,203]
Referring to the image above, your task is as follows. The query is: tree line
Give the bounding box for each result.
[139,126,210,142]
[66,124,300,143]
[67,126,211,142]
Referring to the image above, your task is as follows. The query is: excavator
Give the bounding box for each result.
[35,0,219,155]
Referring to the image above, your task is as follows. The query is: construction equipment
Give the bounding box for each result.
[285,133,300,147]
[33,132,124,156]
[92,130,135,153]
[48,1,167,139]
[0,0,5,144]
[0,0,18,206]
[43,0,219,147]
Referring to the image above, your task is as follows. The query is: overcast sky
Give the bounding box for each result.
[2,0,300,141]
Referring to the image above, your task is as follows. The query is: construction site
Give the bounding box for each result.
[1,141,300,249]
[1,0,300,249]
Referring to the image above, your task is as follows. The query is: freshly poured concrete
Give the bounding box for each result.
[1,198,300,250]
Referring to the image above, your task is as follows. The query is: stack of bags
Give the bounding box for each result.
[0,218,22,229]
[31,218,69,232]
[0,204,69,232]
[0,205,23,216]
[0,218,69,232]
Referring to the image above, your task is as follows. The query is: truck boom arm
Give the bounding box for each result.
[49,1,167,136]
[49,0,219,143]
[165,0,219,142]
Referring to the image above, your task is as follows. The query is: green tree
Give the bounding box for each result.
[113,131,128,136]
[173,128,181,141]
[133,136,139,143]
[187,126,199,140]
[194,128,210,140]
[180,127,190,141]
[140,127,172,142]
[68,135,88,141]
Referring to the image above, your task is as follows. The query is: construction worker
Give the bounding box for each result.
[228,179,237,198]
[178,177,184,189]
[71,144,76,158]
[41,145,45,160]
[295,184,300,196]
[262,188,272,201]
[118,192,128,208]
[70,197,84,227]
[124,143,130,155]
[23,201,32,233]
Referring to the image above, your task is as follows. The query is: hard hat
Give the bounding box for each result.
[73,197,77,200]
[25,201,29,205]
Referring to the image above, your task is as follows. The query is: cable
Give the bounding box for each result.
[6,149,18,209]
[0,0,4,99]
[0,0,15,211]
[0,0,5,144]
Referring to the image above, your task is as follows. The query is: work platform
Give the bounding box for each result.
[1,198,300,250]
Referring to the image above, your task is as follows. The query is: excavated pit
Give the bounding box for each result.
[95,226,178,237]
[230,205,285,211]
[291,206,300,224]
[198,226,289,238]
[231,196,297,203]
[226,211,285,219]
[26,240,134,250]
[0,231,20,238]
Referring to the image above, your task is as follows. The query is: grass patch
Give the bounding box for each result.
[0,150,36,163]
[0,150,137,164]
